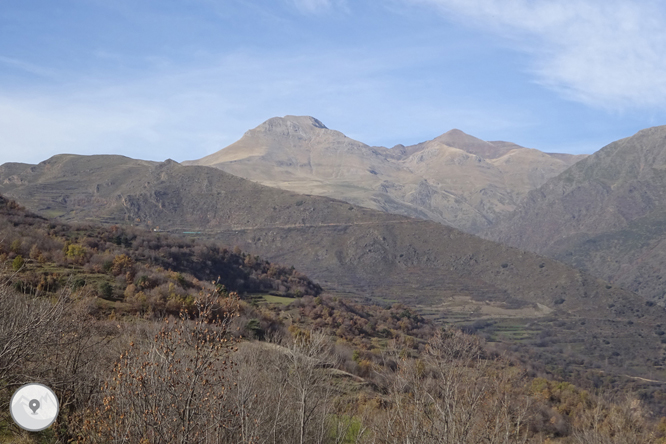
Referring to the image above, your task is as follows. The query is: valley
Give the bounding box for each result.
[2,152,666,390]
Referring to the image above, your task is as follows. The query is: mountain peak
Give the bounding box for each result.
[433,129,514,159]
[442,128,468,137]
[429,129,479,148]
[285,115,328,129]
[252,116,329,137]
[186,115,360,167]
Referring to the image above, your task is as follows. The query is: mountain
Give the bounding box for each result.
[184,116,585,233]
[487,125,666,303]
[2,153,666,382]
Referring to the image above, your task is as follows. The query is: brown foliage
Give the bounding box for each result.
[367,329,531,444]
[81,294,239,444]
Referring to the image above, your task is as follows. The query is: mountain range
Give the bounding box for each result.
[1,153,665,381]
[184,116,584,233]
[183,116,666,306]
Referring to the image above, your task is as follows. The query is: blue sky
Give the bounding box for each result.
[2,0,666,164]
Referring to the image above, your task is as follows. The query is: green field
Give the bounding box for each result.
[260,294,296,305]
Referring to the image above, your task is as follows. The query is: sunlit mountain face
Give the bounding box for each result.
[185,116,585,233]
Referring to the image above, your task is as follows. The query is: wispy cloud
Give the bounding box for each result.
[289,0,345,14]
[0,56,59,79]
[408,0,666,109]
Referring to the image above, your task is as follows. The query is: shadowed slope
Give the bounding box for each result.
[487,125,666,302]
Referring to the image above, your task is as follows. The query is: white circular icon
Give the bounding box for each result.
[10,383,59,432]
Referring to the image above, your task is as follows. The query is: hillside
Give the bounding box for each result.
[184,116,584,233]
[0,193,321,317]
[2,263,661,444]
[487,125,666,303]
[1,154,666,384]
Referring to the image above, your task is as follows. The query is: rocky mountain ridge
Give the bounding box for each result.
[185,116,585,233]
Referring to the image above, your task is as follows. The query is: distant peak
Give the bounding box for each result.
[242,116,333,141]
[257,115,328,130]
[435,128,478,142]
[432,129,515,159]
[443,129,468,136]
[283,115,328,129]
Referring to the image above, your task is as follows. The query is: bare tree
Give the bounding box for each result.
[226,330,341,444]
[0,280,68,381]
[571,396,658,444]
[227,341,292,444]
[0,277,119,442]
[285,330,338,444]
[371,329,531,444]
[83,293,239,444]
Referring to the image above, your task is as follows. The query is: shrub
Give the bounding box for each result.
[12,255,24,271]
[111,254,134,276]
[66,244,86,259]
[99,282,114,300]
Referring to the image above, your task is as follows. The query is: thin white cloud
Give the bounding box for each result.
[408,0,666,109]
[0,56,59,79]
[289,0,345,14]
